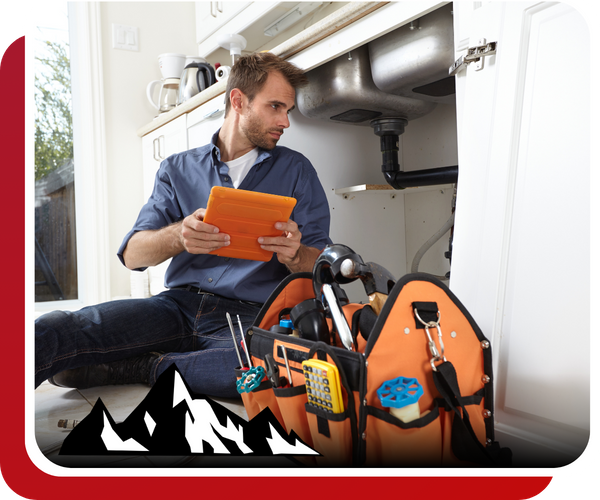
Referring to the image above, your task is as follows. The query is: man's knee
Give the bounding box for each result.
[35,310,72,331]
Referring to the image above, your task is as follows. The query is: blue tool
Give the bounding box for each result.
[377,376,423,422]
[236,365,266,394]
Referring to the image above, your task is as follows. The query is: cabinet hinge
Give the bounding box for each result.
[449,39,498,76]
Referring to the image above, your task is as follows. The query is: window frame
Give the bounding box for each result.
[34,1,110,316]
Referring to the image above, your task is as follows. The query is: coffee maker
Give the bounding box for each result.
[146,53,186,114]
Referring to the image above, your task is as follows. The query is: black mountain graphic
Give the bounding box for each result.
[59,364,318,462]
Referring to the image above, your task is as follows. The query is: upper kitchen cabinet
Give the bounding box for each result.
[196,2,348,63]
[195,2,251,45]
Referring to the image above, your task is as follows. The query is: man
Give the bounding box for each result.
[35,53,331,398]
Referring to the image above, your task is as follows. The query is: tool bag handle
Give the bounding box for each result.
[432,361,512,466]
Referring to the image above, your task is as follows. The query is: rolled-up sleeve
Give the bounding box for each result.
[117,161,183,269]
[291,160,332,251]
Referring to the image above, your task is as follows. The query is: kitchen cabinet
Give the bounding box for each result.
[195,1,250,45]
[196,1,291,57]
[449,1,590,466]
[187,94,226,149]
[141,114,188,201]
[140,113,188,295]
[195,2,325,60]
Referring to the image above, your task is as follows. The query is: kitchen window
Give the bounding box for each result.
[34,1,110,314]
[34,1,76,302]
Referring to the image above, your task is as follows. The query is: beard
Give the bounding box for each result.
[241,108,283,151]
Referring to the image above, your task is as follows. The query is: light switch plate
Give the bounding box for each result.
[112,24,139,51]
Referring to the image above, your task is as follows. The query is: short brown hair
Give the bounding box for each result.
[224,52,308,116]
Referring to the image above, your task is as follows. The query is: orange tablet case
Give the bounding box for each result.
[203,186,297,261]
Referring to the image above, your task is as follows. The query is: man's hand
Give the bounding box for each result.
[180,208,230,254]
[123,208,229,269]
[258,220,321,273]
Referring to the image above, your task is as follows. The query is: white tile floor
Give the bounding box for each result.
[34,381,291,468]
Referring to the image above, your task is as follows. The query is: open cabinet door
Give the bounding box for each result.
[450,2,590,466]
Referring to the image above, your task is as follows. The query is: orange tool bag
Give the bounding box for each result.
[238,268,512,467]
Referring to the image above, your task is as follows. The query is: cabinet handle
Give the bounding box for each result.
[158,135,165,160]
[152,137,159,161]
[210,1,216,17]
[203,109,223,120]
[217,1,223,13]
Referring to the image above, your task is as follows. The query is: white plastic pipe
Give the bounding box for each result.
[411,212,455,274]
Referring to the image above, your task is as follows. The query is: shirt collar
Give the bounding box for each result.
[211,128,272,166]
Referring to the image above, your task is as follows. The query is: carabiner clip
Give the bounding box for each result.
[414,308,446,371]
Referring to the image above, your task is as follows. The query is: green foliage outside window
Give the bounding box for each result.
[35,40,73,180]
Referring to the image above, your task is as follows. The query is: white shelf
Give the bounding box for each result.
[335,183,453,196]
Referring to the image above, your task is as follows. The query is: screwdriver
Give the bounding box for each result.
[237,314,252,368]
[226,312,245,368]
[281,345,293,387]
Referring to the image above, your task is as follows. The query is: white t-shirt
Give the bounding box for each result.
[224,147,259,188]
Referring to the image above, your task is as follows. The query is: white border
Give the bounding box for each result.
[25,1,599,479]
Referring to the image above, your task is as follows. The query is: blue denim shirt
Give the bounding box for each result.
[118,130,331,303]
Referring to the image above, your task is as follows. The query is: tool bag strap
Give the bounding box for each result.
[433,361,512,466]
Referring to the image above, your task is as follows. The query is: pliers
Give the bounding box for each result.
[265,353,288,388]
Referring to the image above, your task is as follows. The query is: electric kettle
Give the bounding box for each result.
[177,63,216,105]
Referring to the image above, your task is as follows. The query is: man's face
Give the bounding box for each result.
[240,71,296,150]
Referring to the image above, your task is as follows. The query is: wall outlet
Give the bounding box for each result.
[112,24,139,52]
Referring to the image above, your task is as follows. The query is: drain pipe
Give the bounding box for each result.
[371,118,458,189]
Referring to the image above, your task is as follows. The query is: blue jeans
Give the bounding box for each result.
[35,290,262,398]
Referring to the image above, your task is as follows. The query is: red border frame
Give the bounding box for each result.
[0,36,552,500]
